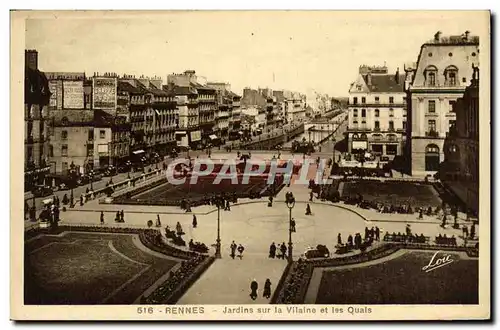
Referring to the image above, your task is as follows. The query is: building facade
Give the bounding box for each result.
[406,31,479,176]
[24,50,51,191]
[441,65,479,213]
[347,65,406,158]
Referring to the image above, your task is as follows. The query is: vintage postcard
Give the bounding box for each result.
[10,10,491,321]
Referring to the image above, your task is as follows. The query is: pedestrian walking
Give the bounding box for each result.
[115,211,120,222]
[280,242,287,259]
[192,214,197,228]
[100,211,104,225]
[309,191,313,202]
[470,223,476,239]
[263,279,272,299]
[237,244,245,259]
[337,233,342,246]
[230,241,237,259]
[462,224,469,239]
[375,226,380,241]
[305,203,312,215]
[250,279,258,300]
[120,210,125,222]
[290,218,296,232]
[225,200,231,211]
[156,214,161,227]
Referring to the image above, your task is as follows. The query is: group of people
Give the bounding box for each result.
[462,223,477,240]
[336,226,381,250]
[250,278,272,300]
[230,241,245,259]
[268,242,289,260]
[114,210,125,223]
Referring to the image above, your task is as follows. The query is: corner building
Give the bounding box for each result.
[347,65,406,158]
[406,31,479,176]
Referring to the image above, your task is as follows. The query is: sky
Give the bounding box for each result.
[25,11,487,100]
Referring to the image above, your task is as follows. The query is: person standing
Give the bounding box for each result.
[237,244,245,259]
[156,214,161,227]
[250,279,258,300]
[347,234,353,247]
[192,214,197,228]
[280,242,287,260]
[115,211,120,222]
[337,233,342,246]
[470,223,476,239]
[309,191,314,202]
[120,210,125,222]
[305,203,312,215]
[290,218,296,232]
[100,211,104,225]
[269,242,276,258]
[375,226,380,241]
[230,241,237,259]
[225,200,231,211]
[263,279,272,299]
[463,224,469,239]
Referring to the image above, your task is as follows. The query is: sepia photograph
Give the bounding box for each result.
[10,9,491,321]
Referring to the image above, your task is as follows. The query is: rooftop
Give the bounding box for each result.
[362,73,406,93]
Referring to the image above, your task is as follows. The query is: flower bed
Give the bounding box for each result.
[138,229,200,260]
[141,255,215,304]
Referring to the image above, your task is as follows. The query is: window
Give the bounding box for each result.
[449,120,456,131]
[353,120,358,124]
[61,145,68,157]
[428,52,433,57]
[353,97,358,105]
[375,96,380,103]
[428,119,436,132]
[449,100,456,112]
[425,144,440,171]
[428,100,436,113]
[389,121,394,131]
[374,121,380,130]
[389,97,394,104]
[389,108,394,117]
[448,52,453,57]
[361,97,366,104]
[403,121,407,130]
[375,109,380,117]
[61,130,68,140]
[361,109,366,117]
[462,77,467,83]
[472,52,477,57]
[100,130,106,139]
[428,72,436,86]
[353,109,358,117]
[444,66,458,86]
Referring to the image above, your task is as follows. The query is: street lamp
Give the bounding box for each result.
[285,191,296,263]
[214,195,223,259]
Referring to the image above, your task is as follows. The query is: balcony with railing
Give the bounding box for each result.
[425,130,440,137]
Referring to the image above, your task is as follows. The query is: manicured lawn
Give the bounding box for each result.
[342,181,441,208]
[25,232,178,305]
[316,251,478,304]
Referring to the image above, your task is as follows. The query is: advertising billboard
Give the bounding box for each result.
[190,130,202,142]
[63,81,84,109]
[48,81,58,108]
[352,141,368,150]
[93,77,117,110]
[56,80,63,110]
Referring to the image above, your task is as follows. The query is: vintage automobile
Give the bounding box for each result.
[32,185,53,198]
[303,244,330,259]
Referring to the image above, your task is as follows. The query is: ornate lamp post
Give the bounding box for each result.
[214,195,223,259]
[285,191,296,263]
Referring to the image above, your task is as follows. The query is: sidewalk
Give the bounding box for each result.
[178,254,287,305]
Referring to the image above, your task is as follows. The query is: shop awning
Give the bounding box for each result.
[209,134,218,140]
[132,150,145,154]
[175,131,187,135]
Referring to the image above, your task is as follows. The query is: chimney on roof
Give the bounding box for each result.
[367,72,372,86]
[434,31,442,42]
[25,50,39,70]
[464,30,470,41]
[395,68,400,84]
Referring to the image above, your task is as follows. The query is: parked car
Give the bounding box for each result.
[303,245,330,259]
[32,185,53,198]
